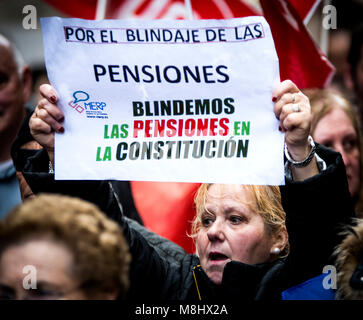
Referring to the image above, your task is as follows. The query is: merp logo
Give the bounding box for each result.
[84,101,107,111]
[73,91,89,104]
[68,90,88,113]
[68,90,108,119]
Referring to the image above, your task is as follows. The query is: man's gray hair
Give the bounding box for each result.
[0,33,26,76]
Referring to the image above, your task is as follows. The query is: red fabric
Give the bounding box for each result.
[191,0,258,19]
[42,0,321,21]
[288,0,321,21]
[261,0,334,89]
[131,182,200,253]
[43,0,122,19]
[43,0,97,19]
[43,0,258,20]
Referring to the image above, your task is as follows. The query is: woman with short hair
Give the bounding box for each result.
[0,194,131,300]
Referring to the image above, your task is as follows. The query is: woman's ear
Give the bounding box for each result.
[269,227,288,260]
[195,234,200,257]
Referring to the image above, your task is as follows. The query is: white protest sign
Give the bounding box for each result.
[41,16,284,184]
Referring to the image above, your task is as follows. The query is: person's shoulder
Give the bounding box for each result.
[126,217,189,266]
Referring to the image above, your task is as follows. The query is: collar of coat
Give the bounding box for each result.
[191,259,286,301]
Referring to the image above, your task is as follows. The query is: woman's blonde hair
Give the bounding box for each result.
[192,184,289,258]
[0,193,131,299]
[307,88,363,215]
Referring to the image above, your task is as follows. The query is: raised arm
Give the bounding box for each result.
[272,83,355,291]
[273,80,318,181]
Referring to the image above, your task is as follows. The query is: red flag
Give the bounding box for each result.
[43,0,320,22]
[261,0,334,89]
[107,0,259,19]
[43,0,97,19]
[288,0,321,22]
[43,0,259,20]
[42,0,321,24]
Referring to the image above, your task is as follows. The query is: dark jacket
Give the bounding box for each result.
[10,111,143,225]
[22,144,354,300]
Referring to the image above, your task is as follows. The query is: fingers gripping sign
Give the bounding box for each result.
[29,84,64,165]
[273,80,311,153]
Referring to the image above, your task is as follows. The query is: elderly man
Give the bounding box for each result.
[0,34,32,217]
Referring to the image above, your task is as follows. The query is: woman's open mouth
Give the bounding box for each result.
[209,252,229,263]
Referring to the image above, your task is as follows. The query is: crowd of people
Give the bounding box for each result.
[1,16,363,302]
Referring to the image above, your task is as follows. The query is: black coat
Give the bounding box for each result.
[22,144,354,300]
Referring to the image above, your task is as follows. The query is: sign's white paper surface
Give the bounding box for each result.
[41,16,285,184]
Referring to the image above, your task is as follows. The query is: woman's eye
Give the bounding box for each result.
[27,288,61,300]
[0,72,9,86]
[201,217,213,227]
[343,139,357,152]
[0,286,14,300]
[0,293,13,300]
[230,216,243,224]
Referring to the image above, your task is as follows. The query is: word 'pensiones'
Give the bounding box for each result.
[133,118,230,138]
[93,64,229,84]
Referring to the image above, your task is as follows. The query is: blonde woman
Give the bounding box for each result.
[22,80,354,300]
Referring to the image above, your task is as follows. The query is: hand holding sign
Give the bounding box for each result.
[272,80,318,180]
[29,80,317,181]
[30,84,64,164]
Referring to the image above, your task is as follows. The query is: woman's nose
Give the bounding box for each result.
[207,219,225,241]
